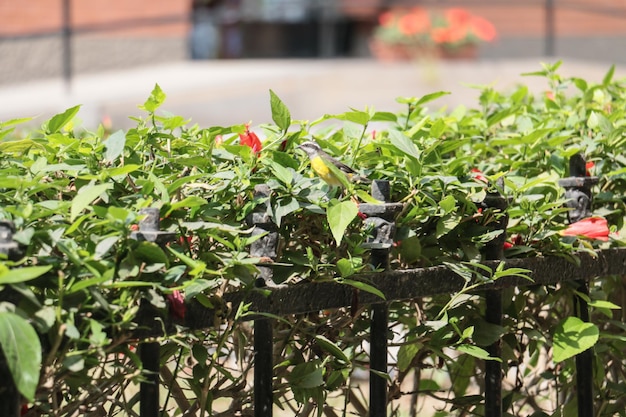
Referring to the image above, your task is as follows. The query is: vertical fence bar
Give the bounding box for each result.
[558,154,597,417]
[254,317,273,417]
[139,342,160,417]
[0,221,23,417]
[484,291,502,417]
[545,0,555,56]
[62,0,72,92]
[248,185,279,417]
[359,180,403,417]
[370,300,388,417]
[130,208,175,417]
[481,180,509,417]
[574,282,594,417]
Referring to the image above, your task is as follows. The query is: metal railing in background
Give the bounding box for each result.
[1,0,625,89]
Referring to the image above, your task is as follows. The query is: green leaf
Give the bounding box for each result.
[269,89,291,131]
[602,64,615,86]
[94,236,120,260]
[388,130,420,160]
[327,200,358,245]
[343,109,371,126]
[70,183,113,221]
[104,130,126,162]
[104,164,141,178]
[167,247,207,277]
[0,312,42,401]
[0,265,53,284]
[272,197,300,227]
[552,316,599,363]
[315,335,349,363]
[456,344,501,362]
[398,342,421,372]
[267,160,293,186]
[396,91,450,107]
[439,195,456,214]
[166,196,208,216]
[336,258,355,278]
[338,278,385,300]
[587,299,620,310]
[47,105,81,134]
[142,84,166,113]
[288,362,324,389]
[134,241,169,265]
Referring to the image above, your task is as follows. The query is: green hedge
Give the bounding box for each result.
[1,61,625,416]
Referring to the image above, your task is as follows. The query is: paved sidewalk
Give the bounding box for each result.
[1,58,624,130]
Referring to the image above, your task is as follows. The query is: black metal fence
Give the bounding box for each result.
[0,153,619,416]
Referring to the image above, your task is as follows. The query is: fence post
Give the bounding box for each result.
[0,221,22,417]
[558,153,597,417]
[130,208,175,417]
[62,0,73,92]
[480,179,509,417]
[247,185,280,417]
[359,180,402,417]
[544,0,556,56]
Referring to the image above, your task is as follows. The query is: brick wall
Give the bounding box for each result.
[403,0,626,38]
[0,0,191,36]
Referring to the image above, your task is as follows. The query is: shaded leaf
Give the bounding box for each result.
[0,312,41,401]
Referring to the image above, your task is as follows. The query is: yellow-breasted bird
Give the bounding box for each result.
[297,141,369,187]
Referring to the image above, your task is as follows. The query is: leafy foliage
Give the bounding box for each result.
[0,63,625,416]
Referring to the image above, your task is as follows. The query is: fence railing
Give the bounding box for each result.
[0,153,619,416]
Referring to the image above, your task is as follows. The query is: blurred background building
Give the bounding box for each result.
[1,0,625,86]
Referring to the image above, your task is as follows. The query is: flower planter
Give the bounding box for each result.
[368,39,439,62]
[369,39,479,62]
[439,44,479,60]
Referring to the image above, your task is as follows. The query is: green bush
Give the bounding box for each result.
[1,61,625,416]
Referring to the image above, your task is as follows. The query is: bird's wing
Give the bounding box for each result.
[319,151,357,174]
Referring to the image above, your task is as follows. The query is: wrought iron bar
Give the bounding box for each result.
[559,153,597,417]
[481,180,509,417]
[221,247,626,321]
[248,185,280,417]
[131,208,175,417]
[139,342,161,417]
[360,180,402,417]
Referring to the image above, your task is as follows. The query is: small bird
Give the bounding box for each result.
[297,141,368,187]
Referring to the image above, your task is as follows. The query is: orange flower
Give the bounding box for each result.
[445,8,472,25]
[432,25,468,44]
[398,9,430,35]
[470,16,497,42]
[378,11,394,27]
[239,124,262,154]
[560,217,610,241]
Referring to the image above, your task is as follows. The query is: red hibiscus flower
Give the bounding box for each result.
[167,290,186,320]
[560,217,610,241]
[239,124,262,154]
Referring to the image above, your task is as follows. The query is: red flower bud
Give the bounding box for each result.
[167,290,186,320]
